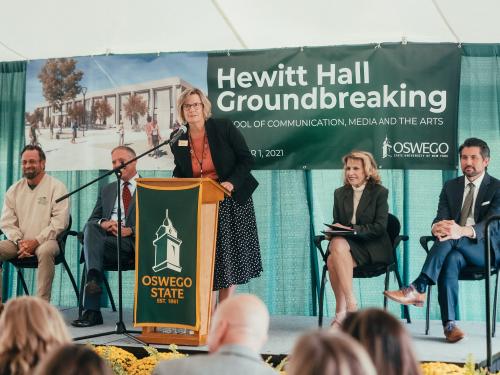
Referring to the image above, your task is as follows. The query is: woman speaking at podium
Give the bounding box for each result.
[327,151,392,327]
[170,88,263,307]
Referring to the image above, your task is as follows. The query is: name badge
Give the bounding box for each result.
[178,140,188,147]
[481,201,490,206]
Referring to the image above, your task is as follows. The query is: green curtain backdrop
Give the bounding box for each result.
[0,61,26,301]
[1,46,499,323]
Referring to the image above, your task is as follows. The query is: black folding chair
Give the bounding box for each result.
[420,235,499,336]
[6,216,79,301]
[314,213,410,326]
[68,230,134,318]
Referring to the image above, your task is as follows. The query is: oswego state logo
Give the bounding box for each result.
[382,136,392,159]
[152,210,183,273]
[382,136,449,159]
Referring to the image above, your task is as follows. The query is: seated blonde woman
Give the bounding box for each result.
[287,330,376,375]
[0,296,71,375]
[327,151,392,326]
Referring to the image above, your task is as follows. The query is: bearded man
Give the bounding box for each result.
[0,145,69,302]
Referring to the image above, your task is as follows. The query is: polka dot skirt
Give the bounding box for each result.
[213,196,263,290]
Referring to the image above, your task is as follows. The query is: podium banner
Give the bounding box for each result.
[134,182,201,328]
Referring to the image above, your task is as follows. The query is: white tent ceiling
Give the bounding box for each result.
[1,0,499,62]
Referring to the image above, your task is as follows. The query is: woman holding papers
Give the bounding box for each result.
[327,151,392,327]
[169,88,262,308]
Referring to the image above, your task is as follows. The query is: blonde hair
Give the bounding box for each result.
[176,87,212,123]
[0,297,71,375]
[287,331,376,375]
[342,150,381,185]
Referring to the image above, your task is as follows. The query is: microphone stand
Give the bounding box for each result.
[57,127,186,344]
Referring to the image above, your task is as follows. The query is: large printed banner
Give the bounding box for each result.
[25,44,460,170]
[134,183,200,328]
[208,44,461,169]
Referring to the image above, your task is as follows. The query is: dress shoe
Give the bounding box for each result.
[444,322,465,343]
[384,285,426,307]
[71,310,103,328]
[84,280,102,296]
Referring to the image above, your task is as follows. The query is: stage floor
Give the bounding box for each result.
[60,307,500,366]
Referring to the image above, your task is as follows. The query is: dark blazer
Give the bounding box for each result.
[433,172,500,251]
[170,118,258,203]
[333,183,392,264]
[87,180,137,234]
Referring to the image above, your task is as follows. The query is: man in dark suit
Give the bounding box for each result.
[385,138,500,343]
[72,146,138,327]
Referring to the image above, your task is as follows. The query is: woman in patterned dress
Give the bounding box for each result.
[169,88,263,307]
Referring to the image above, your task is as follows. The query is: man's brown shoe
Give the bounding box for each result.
[444,323,465,343]
[384,285,426,307]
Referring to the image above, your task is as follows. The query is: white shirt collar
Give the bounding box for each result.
[465,171,485,190]
[122,173,139,193]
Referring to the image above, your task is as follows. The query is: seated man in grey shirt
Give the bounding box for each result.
[153,294,276,375]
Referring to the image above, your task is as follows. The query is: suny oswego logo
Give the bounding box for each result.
[141,210,193,305]
[382,136,449,159]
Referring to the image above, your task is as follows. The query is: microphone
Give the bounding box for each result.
[169,125,187,145]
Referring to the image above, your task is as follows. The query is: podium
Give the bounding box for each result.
[133,178,228,346]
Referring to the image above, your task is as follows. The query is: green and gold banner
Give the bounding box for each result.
[26,43,460,171]
[208,43,461,169]
[134,182,201,328]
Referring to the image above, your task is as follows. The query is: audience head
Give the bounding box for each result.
[207,294,269,353]
[287,330,376,375]
[34,344,112,375]
[0,296,71,375]
[341,308,421,375]
[342,150,381,187]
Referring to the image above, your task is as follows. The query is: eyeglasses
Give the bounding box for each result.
[182,102,203,111]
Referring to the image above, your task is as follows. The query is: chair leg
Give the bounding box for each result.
[78,265,86,319]
[493,272,499,337]
[425,285,432,335]
[103,275,117,312]
[62,258,80,303]
[17,269,30,295]
[384,271,390,310]
[318,265,327,327]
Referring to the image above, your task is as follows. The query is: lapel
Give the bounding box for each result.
[355,183,372,222]
[342,186,354,223]
[205,118,223,175]
[178,128,193,176]
[451,176,465,221]
[105,181,119,218]
[474,172,490,221]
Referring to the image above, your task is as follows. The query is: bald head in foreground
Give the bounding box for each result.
[153,294,276,375]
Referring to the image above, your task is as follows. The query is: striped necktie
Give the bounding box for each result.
[122,182,131,215]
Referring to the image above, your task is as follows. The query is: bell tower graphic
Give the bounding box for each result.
[152,210,183,273]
